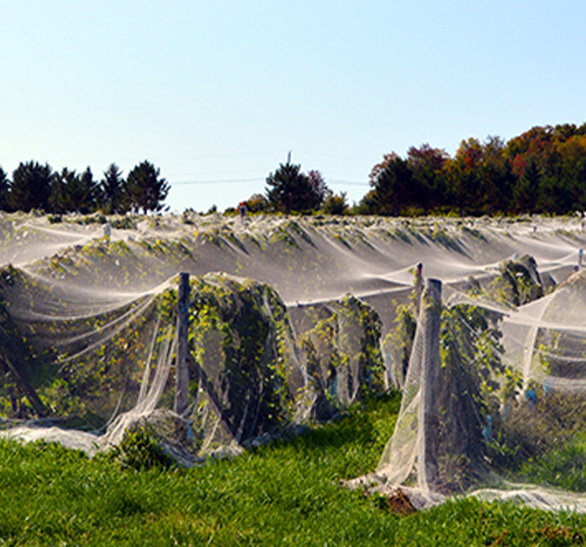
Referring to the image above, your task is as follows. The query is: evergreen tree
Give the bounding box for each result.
[10,161,53,212]
[48,168,77,214]
[126,161,170,214]
[512,159,540,213]
[0,167,9,211]
[73,167,98,213]
[537,176,571,215]
[100,163,128,214]
[265,162,327,213]
[361,154,415,216]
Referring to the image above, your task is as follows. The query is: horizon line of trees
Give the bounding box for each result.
[4,123,586,218]
[238,122,586,217]
[0,160,170,215]
[359,122,586,216]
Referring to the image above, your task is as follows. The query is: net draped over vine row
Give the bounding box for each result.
[1,212,586,511]
[355,255,586,512]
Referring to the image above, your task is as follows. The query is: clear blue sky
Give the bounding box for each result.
[2,1,585,212]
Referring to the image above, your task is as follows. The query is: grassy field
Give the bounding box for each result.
[0,393,585,546]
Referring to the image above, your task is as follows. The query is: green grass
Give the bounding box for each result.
[518,433,586,493]
[0,393,585,545]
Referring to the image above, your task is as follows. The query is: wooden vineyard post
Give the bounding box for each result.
[173,272,234,438]
[415,262,423,317]
[418,278,442,490]
[174,272,190,416]
[0,354,48,417]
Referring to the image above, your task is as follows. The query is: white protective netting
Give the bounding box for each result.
[1,212,586,512]
[0,213,390,460]
[356,258,586,512]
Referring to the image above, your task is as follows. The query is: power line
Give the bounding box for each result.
[330,180,370,187]
[172,178,369,187]
[172,178,260,186]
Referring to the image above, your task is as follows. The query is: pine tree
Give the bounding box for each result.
[0,167,9,211]
[10,161,53,212]
[126,161,170,213]
[100,163,128,214]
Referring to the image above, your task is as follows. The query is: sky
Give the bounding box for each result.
[2,1,586,213]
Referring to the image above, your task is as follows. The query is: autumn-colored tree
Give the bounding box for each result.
[506,126,557,180]
[244,193,269,213]
[407,144,449,212]
[555,134,586,211]
[321,190,349,215]
[445,138,483,215]
[359,123,586,217]
[478,136,514,214]
[307,170,329,207]
[507,124,586,214]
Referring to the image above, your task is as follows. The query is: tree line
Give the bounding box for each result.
[358,123,586,216]
[243,122,586,216]
[4,123,586,217]
[0,160,169,215]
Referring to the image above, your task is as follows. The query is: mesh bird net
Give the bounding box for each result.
[352,254,586,512]
[1,211,586,511]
